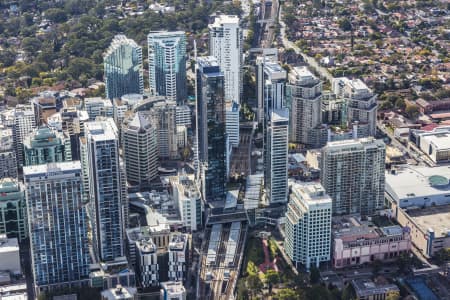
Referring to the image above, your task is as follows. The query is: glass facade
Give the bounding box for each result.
[104,35,143,100]
[0,178,27,241]
[148,31,187,105]
[196,57,227,202]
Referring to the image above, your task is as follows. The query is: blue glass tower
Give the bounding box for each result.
[148,31,187,105]
[104,35,144,100]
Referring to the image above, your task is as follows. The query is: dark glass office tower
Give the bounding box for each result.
[195,56,227,202]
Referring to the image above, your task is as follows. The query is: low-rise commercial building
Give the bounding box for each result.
[385,165,450,208]
[0,235,20,274]
[411,126,450,163]
[332,216,411,269]
[352,278,399,300]
[392,203,450,258]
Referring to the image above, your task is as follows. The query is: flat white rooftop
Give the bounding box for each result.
[23,161,81,177]
[210,15,240,27]
[386,165,450,200]
[422,132,450,150]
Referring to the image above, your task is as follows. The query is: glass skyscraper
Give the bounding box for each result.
[104,35,144,100]
[24,162,90,293]
[147,31,187,105]
[195,57,227,202]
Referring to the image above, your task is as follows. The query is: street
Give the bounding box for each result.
[278,4,334,83]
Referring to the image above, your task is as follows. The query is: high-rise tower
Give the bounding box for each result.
[104,35,144,100]
[320,137,386,216]
[147,31,187,105]
[85,119,125,261]
[24,162,90,294]
[196,56,227,202]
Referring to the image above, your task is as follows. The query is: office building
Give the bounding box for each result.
[168,234,188,282]
[23,127,71,166]
[13,105,36,168]
[256,56,286,123]
[135,239,159,288]
[332,216,411,269]
[0,235,20,274]
[265,109,289,204]
[24,162,90,293]
[0,126,17,179]
[147,100,179,160]
[170,174,203,231]
[148,31,186,104]
[0,178,27,241]
[320,138,385,216]
[121,112,158,185]
[209,15,242,104]
[84,97,114,121]
[287,66,323,146]
[285,182,332,270]
[104,35,144,100]
[85,119,125,261]
[333,78,377,137]
[225,101,240,148]
[160,281,186,300]
[196,56,227,202]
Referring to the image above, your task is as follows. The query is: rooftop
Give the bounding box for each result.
[209,15,240,27]
[333,216,405,242]
[0,235,19,254]
[406,204,450,238]
[85,119,118,142]
[324,137,384,152]
[136,238,156,254]
[101,285,136,300]
[422,132,450,150]
[386,165,450,201]
[169,234,187,251]
[23,161,81,178]
[147,31,185,39]
[291,182,332,206]
[352,279,399,298]
[270,108,289,122]
[161,281,186,295]
[104,34,140,58]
